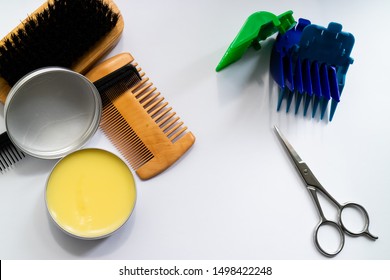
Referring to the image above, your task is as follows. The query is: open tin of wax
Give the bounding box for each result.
[4,67,101,159]
[45,148,136,239]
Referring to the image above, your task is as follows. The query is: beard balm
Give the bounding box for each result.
[45,149,136,239]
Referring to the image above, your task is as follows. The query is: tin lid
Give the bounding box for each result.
[4,67,102,159]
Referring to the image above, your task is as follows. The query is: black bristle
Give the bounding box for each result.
[94,64,142,107]
[94,64,141,93]
[0,0,119,86]
[0,132,25,173]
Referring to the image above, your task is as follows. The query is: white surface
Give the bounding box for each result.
[0,0,389,260]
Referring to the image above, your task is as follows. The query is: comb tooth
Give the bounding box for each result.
[10,142,25,160]
[144,95,163,111]
[129,77,149,92]
[101,111,130,136]
[169,127,188,142]
[149,102,169,118]
[134,64,143,74]
[0,152,8,171]
[138,88,158,104]
[114,139,146,169]
[109,122,137,141]
[138,72,146,78]
[7,145,19,163]
[104,127,153,170]
[99,104,154,170]
[128,75,142,88]
[161,116,180,131]
[2,146,15,164]
[103,120,142,151]
[153,108,172,123]
[104,87,123,101]
[165,121,183,136]
[111,126,145,153]
[0,148,12,170]
[143,93,162,109]
[115,135,153,169]
[102,106,118,121]
[0,131,26,173]
[134,83,154,98]
[155,108,174,124]
[101,105,122,125]
[103,127,147,170]
[128,148,154,169]
[5,146,15,166]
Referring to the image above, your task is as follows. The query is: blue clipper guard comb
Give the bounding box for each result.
[270,19,355,121]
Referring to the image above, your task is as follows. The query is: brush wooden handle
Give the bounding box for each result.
[0,78,10,104]
[0,0,124,104]
[86,52,195,180]
[86,53,133,82]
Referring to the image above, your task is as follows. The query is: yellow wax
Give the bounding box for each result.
[46,149,136,239]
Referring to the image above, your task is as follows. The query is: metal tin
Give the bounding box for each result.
[45,148,137,240]
[4,67,101,159]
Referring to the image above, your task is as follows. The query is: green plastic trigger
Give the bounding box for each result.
[216,10,295,72]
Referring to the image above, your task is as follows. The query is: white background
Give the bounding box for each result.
[0,0,389,260]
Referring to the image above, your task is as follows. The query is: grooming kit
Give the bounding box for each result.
[215,10,377,256]
[0,0,195,239]
[1,0,376,257]
[217,11,355,122]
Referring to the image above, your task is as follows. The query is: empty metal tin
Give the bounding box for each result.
[4,67,101,159]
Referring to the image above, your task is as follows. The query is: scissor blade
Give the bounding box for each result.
[274,125,303,166]
[274,125,324,189]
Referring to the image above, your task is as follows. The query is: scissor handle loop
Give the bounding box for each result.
[339,202,378,240]
[314,220,345,257]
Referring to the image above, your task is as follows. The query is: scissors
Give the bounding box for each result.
[274,125,378,257]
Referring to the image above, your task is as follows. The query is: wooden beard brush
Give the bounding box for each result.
[0,0,122,172]
[86,53,196,180]
[0,0,124,104]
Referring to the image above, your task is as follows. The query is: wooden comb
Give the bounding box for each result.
[0,0,124,104]
[86,53,196,180]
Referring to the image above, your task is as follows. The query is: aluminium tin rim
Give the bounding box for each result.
[4,67,102,159]
[44,148,137,240]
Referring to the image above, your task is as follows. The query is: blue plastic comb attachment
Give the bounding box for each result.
[310,61,322,118]
[270,19,355,121]
[301,59,313,116]
[328,66,340,121]
[297,22,354,121]
[293,58,303,114]
[319,63,331,119]
[270,18,311,112]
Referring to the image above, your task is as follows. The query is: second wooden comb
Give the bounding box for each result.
[86,53,195,180]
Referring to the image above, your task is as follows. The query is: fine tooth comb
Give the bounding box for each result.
[0,131,25,173]
[0,0,123,104]
[86,53,196,180]
[270,19,355,121]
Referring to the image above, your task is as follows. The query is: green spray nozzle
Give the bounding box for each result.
[216,10,295,72]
